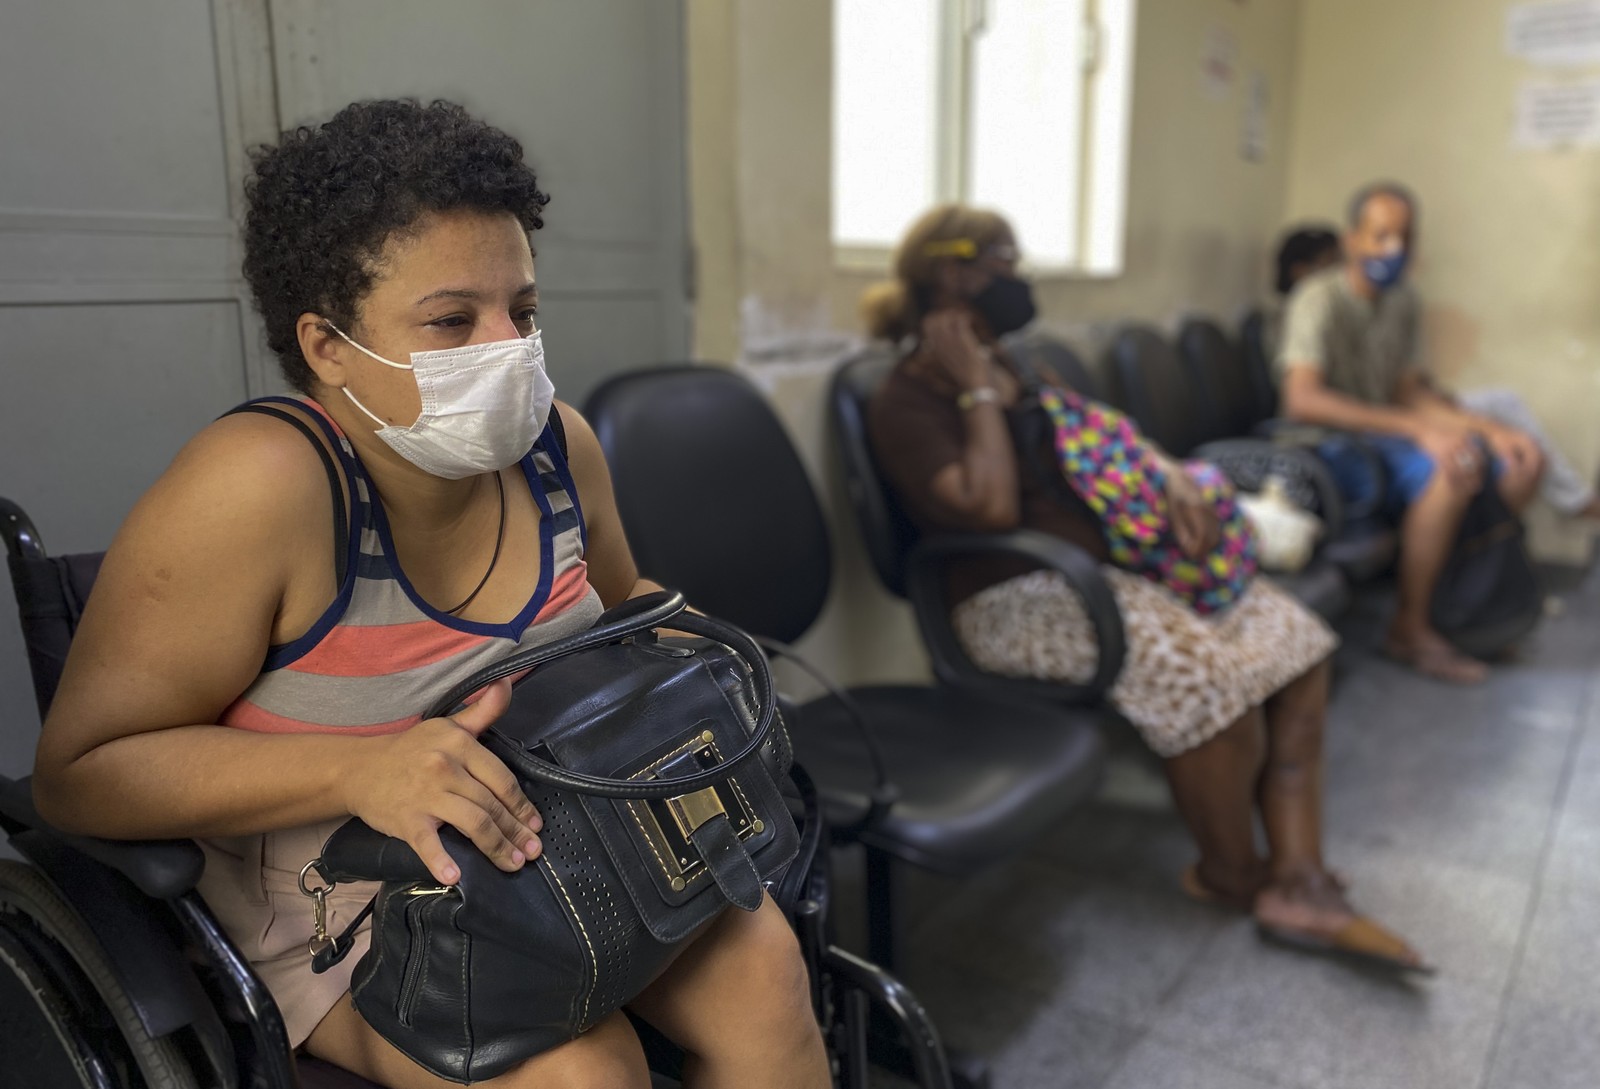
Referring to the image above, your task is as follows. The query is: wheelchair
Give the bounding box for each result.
[0,496,952,1089]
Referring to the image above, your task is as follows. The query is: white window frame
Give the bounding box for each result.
[832,0,1136,279]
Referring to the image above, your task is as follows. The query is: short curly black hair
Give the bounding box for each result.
[242,98,550,392]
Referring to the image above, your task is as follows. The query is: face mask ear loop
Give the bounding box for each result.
[324,321,414,370]
[342,385,392,430]
[323,322,412,429]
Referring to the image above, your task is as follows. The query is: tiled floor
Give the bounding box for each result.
[866,566,1600,1089]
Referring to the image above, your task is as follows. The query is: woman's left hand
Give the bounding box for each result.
[1165,467,1221,560]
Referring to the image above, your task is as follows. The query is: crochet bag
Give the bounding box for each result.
[1033,386,1259,614]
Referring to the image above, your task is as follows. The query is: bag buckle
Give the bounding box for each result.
[631,729,765,892]
[666,787,727,839]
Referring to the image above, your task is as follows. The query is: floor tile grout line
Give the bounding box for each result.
[1472,667,1597,1089]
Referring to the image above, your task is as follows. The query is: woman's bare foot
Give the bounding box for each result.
[1254,870,1430,974]
[1383,627,1488,686]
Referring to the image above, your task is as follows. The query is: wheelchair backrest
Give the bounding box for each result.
[1,498,102,719]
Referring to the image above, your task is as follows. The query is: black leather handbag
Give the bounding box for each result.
[307,590,799,1083]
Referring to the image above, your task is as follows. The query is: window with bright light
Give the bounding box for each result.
[831,0,1136,275]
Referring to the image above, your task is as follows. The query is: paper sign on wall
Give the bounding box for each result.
[1514,81,1600,147]
[1507,0,1600,67]
[1201,27,1237,99]
[1241,71,1269,161]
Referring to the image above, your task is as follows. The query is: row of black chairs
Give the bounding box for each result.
[1024,314,1401,624]
[579,316,1406,1055]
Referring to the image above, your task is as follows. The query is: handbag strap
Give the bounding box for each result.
[424,590,780,799]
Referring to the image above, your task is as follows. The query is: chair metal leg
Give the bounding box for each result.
[865,847,899,972]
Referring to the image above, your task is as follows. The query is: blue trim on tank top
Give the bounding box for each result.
[365,445,557,641]
[243,396,365,672]
[540,418,588,551]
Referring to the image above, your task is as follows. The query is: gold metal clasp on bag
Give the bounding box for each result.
[629,730,765,892]
[665,786,727,838]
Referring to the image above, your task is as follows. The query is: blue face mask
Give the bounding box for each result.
[1362,249,1409,290]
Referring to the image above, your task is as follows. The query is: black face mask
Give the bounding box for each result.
[972,274,1037,336]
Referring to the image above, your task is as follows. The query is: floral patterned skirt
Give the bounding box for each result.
[952,568,1338,757]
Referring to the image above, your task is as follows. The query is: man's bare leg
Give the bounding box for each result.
[1387,468,1488,684]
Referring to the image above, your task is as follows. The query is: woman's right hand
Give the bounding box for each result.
[921,311,993,392]
[340,678,543,885]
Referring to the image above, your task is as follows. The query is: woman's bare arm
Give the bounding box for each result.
[31,416,539,884]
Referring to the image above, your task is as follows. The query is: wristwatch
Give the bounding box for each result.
[956,387,1002,411]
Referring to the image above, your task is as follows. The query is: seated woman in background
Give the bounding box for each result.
[1261,224,1344,363]
[1273,221,1600,521]
[31,99,828,1089]
[864,204,1425,973]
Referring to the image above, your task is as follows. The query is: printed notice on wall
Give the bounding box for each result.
[1507,0,1600,67]
[1241,71,1269,161]
[1515,81,1600,147]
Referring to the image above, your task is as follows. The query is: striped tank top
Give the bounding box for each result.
[220,396,605,734]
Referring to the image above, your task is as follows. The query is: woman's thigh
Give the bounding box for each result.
[304,995,652,1089]
[627,894,816,1058]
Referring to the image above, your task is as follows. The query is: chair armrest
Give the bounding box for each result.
[1191,437,1348,538]
[905,530,1126,704]
[0,775,205,899]
[1251,419,1388,522]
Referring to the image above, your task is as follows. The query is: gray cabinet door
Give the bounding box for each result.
[0,0,276,775]
[0,0,689,777]
[268,0,691,405]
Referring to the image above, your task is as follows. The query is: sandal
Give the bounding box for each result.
[1256,914,1434,976]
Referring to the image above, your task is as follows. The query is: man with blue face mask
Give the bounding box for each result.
[1277,182,1546,685]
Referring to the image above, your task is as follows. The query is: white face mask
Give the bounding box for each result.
[329,324,556,479]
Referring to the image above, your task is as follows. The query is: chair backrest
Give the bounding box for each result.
[1103,325,1203,456]
[1177,317,1257,443]
[1003,331,1100,399]
[2,497,101,719]
[829,349,920,599]
[1238,308,1280,424]
[583,365,832,644]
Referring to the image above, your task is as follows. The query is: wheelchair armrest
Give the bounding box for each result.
[0,775,205,899]
[1191,436,1348,539]
[905,529,1125,704]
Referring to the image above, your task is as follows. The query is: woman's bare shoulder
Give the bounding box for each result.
[118,406,339,560]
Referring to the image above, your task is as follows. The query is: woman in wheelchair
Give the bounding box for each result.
[29,99,829,1089]
[862,205,1426,975]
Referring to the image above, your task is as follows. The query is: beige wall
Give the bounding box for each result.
[687,0,1309,685]
[1284,0,1600,560]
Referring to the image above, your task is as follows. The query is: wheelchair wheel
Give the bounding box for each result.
[0,861,199,1089]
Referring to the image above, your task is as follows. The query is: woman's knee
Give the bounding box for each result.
[692,900,818,1061]
[495,1012,651,1089]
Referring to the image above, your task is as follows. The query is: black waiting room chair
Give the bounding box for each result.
[584,366,1111,973]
